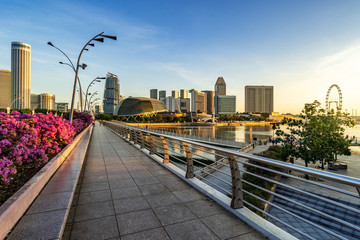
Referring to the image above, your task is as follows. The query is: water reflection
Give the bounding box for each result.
[159,125,360,144]
[159,125,278,144]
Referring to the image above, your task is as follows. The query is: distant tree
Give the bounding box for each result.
[165,116,173,122]
[260,112,270,120]
[275,100,354,173]
[155,115,163,122]
[34,109,48,114]
[96,113,113,121]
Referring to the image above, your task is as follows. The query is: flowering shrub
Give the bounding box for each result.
[0,111,92,184]
[64,111,93,133]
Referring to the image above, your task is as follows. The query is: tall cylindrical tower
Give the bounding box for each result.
[11,42,31,109]
[40,93,55,110]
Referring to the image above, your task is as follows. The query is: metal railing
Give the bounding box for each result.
[104,121,360,240]
[134,125,249,148]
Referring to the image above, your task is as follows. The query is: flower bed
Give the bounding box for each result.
[0,111,93,205]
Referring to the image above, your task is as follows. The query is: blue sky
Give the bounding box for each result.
[1,0,360,114]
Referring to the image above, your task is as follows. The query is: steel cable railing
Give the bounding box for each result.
[104,121,360,240]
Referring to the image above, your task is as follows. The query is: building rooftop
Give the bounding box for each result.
[215,77,226,85]
[113,97,167,116]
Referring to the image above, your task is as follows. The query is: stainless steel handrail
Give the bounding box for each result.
[117,122,360,190]
[104,121,360,240]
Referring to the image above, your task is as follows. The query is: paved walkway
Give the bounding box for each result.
[63,123,266,240]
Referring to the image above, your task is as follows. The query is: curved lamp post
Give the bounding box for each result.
[88,91,98,110]
[47,42,85,112]
[9,96,24,109]
[84,77,105,111]
[89,98,100,115]
[69,32,116,123]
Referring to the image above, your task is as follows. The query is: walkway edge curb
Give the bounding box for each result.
[107,126,298,240]
[0,124,94,240]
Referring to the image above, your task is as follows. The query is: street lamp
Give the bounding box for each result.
[84,77,105,111]
[69,32,116,123]
[88,91,98,109]
[89,99,100,116]
[48,42,85,111]
[9,96,24,110]
[91,98,100,105]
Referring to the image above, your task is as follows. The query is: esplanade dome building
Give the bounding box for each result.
[113,97,167,116]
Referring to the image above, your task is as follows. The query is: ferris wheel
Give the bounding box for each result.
[325,84,343,112]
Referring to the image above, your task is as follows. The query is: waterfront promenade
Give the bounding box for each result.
[63,123,266,239]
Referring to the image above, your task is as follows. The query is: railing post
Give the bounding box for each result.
[147,133,155,155]
[128,128,132,141]
[139,131,145,149]
[228,154,243,209]
[160,136,169,164]
[134,129,138,145]
[182,142,194,178]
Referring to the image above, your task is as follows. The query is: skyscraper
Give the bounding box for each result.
[0,69,11,108]
[180,98,190,113]
[40,93,55,110]
[171,90,179,98]
[215,95,236,114]
[245,86,274,113]
[31,93,55,110]
[95,105,103,114]
[189,89,206,113]
[103,72,120,114]
[202,90,214,114]
[11,42,31,109]
[180,89,188,99]
[150,89,158,99]
[162,96,180,112]
[214,77,226,96]
[159,90,166,100]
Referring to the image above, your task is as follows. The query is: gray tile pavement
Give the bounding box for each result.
[64,123,267,239]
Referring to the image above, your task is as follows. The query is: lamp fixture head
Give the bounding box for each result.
[94,38,104,42]
[101,34,117,41]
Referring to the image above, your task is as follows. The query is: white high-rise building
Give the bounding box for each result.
[11,42,31,109]
[162,96,180,112]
